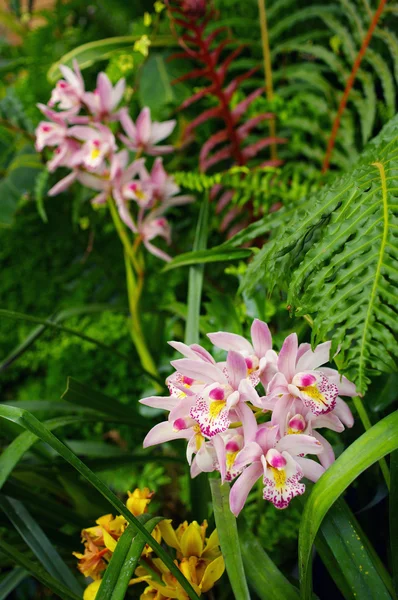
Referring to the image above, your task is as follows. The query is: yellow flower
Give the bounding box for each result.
[158,520,221,560]
[83,580,102,600]
[127,487,154,516]
[134,523,225,599]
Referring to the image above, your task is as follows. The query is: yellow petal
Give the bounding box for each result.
[200,555,225,592]
[83,580,102,600]
[202,529,220,558]
[96,514,113,527]
[102,529,117,552]
[180,522,204,558]
[158,519,181,552]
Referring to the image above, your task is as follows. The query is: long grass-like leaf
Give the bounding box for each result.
[0,567,28,600]
[0,405,201,600]
[391,450,398,595]
[0,538,81,600]
[96,515,163,600]
[0,415,107,490]
[0,496,82,595]
[299,410,398,599]
[61,377,148,427]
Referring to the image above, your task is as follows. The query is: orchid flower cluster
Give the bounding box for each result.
[74,488,224,600]
[141,320,356,515]
[35,61,193,261]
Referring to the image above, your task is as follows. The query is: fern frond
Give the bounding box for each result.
[241,115,398,393]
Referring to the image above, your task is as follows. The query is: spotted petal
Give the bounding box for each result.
[262,452,305,509]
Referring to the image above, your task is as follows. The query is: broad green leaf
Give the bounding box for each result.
[316,498,393,600]
[299,410,398,599]
[241,115,398,393]
[48,35,176,82]
[239,523,300,599]
[138,53,175,117]
[0,405,201,600]
[0,496,82,595]
[0,567,27,600]
[210,479,250,600]
[391,450,398,595]
[163,247,253,272]
[96,515,163,600]
[0,537,81,600]
[62,377,148,426]
[186,194,211,521]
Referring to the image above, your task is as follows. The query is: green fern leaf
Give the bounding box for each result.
[242,115,398,394]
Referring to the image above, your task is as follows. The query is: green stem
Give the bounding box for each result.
[353,396,390,490]
[108,199,162,389]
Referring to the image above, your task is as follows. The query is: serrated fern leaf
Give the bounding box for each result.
[242,115,398,394]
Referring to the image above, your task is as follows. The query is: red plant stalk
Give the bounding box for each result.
[322,0,388,174]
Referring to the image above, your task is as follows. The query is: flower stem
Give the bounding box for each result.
[353,396,390,490]
[108,198,162,389]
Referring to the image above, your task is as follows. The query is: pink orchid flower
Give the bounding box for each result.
[119,107,176,155]
[67,124,116,172]
[230,423,324,515]
[140,393,215,475]
[83,72,126,120]
[207,319,278,386]
[266,334,356,417]
[48,60,85,113]
[35,104,70,151]
[171,350,258,437]
[138,214,173,262]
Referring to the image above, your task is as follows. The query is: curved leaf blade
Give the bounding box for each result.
[299,410,398,599]
[163,248,253,272]
[96,516,163,600]
[239,522,300,599]
[0,567,28,600]
[48,35,176,82]
[0,496,82,595]
[0,538,81,600]
[210,479,250,600]
[0,405,201,600]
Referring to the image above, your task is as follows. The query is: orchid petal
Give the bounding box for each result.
[48,171,77,195]
[234,441,262,469]
[229,462,263,516]
[312,431,335,468]
[139,395,178,411]
[235,402,258,443]
[150,119,176,144]
[277,333,298,381]
[333,397,354,427]
[226,350,247,389]
[276,433,323,456]
[207,332,253,354]
[296,341,332,372]
[294,456,325,482]
[143,421,191,447]
[171,359,226,384]
[136,107,152,144]
[251,319,272,357]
